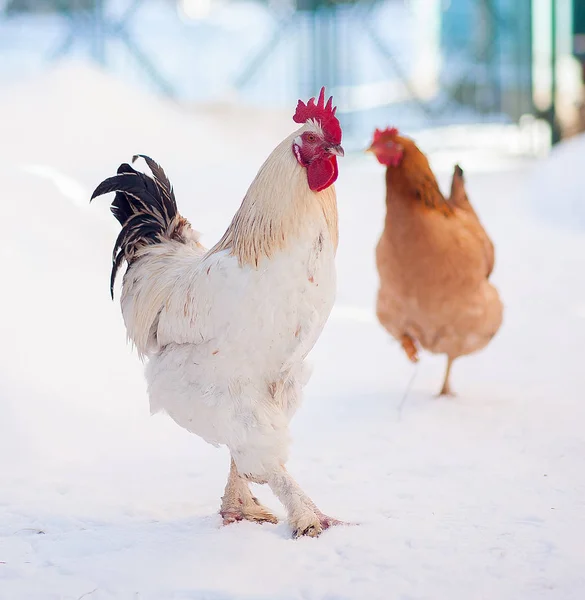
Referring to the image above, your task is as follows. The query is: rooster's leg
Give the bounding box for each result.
[220,458,278,526]
[267,467,342,538]
[438,356,455,396]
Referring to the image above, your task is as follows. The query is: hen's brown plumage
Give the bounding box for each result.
[369,130,503,395]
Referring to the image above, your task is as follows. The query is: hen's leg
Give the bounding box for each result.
[220,458,278,525]
[267,467,342,538]
[438,356,455,396]
[401,334,419,363]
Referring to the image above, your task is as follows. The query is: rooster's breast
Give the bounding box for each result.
[145,227,336,448]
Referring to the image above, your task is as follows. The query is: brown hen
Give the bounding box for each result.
[368,127,503,396]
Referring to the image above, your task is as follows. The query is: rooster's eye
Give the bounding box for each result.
[306,134,316,143]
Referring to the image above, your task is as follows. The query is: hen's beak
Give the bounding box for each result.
[365,144,375,154]
[328,144,345,157]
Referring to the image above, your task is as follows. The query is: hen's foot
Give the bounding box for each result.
[221,499,278,526]
[438,383,455,396]
[400,334,419,363]
[438,386,455,397]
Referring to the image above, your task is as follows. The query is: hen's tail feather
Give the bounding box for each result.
[90,156,186,298]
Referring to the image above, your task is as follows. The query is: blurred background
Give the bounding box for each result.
[0,0,583,154]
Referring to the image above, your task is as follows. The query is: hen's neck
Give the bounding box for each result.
[212,131,338,267]
[384,153,452,221]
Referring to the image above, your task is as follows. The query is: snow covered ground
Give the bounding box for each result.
[1,64,584,600]
[530,132,585,231]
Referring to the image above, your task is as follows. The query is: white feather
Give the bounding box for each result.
[118,125,337,478]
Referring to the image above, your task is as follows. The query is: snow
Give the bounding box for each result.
[530,131,585,230]
[1,63,584,600]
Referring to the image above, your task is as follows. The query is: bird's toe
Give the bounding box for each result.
[290,512,323,538]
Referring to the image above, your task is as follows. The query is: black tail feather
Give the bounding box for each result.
[91,155,182,298]
[132,154,177,214]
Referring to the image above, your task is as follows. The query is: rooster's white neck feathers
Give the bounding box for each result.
[212,125,338,266]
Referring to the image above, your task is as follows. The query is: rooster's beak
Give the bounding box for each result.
[328,144,344,157]
[365,144,374,154]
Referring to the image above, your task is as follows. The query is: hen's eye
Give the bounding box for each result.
[306,134,316,143]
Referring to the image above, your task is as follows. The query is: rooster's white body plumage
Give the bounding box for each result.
[131,214,335,476]
[93,117,343,537]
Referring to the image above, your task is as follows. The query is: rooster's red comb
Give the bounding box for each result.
[373,127,399,143]
[293,87,342,145]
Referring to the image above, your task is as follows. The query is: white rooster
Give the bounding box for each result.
[91,89,345,538]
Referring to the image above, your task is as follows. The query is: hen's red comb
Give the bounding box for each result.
[373,127,399,143]
[293,87,342,145]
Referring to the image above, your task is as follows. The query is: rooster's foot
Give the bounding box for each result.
[221,500,278,526]
[291,511,323,538]
[317,513,346,528]
[290,511,346,538]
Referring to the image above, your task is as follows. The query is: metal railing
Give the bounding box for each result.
[0,0,544,151]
